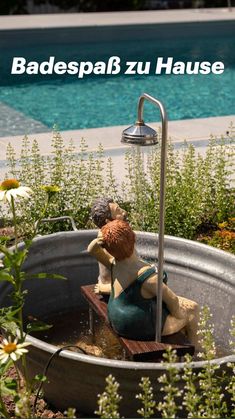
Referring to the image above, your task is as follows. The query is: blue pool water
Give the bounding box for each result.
[0,71,234,131]
[0,25,234,136]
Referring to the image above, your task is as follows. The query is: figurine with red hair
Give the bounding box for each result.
[88,219,199,345]
[90,197,128,292]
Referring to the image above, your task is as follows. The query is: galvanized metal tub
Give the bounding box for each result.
[0,230,234,417]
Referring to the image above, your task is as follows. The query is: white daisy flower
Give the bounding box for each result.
[0,337,31,364]
[0,179,33,203]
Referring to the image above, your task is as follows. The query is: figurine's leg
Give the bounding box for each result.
[162,315,187,336]
[162,296,200,348]
[178,296,199,313]
[177,296,200,347]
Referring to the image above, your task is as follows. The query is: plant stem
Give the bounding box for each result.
[15,364,22,392]
[20,354,30,393]
[11,195,18,251]
[33,194,50,237]
[18,289,24,341]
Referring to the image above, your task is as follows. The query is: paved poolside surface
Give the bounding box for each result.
[0,8,234,29]
[0,115,234,183]
[0,114,234,156]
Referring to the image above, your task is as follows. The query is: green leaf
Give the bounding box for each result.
[0,235,11,244]
[0,378,17,397]
[0,244,10,256]
[26,320,52,333]
[24,238,32,249]
[19,271,27,282]
[33,374,47,383]
[0,269,14,284]
[2,255,12,269]
[4,377,17,391]
[0,320,19,336]
[0,305,21,318]
[11,249,28,268]
[0,305,23,336]
[5,305,22,317]
[0,359,12,375]
[26,272,67,280]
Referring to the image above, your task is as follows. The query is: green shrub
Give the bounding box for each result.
[136,377,156,418]
[96,309,235,418]
[124,136,234,239]
[4,128,234,246]
[157,348,183,417]
[96,374,122,419]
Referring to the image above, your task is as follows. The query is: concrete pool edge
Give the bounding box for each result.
[0,114,234,162]
[0,8,234,31]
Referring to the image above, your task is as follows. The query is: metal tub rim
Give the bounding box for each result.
[26,332,235,370]
[16,230,235,370]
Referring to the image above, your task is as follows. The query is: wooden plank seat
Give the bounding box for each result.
[81,284,195,361]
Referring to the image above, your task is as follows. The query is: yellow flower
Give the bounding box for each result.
[0,179,33,203]
[41,185,61,195]
[0,337,30,364]
[218,222,228,229]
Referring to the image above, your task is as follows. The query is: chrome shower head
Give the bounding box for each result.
[121,121,158,146]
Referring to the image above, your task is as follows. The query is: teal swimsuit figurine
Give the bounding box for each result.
[88,219,199,345]
[108,266,169,340]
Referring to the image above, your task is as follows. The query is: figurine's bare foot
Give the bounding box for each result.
[94,283,100,294]
[95,282,112,295]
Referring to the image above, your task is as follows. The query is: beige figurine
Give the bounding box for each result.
[88,219,199,346]
[91,197,127,291]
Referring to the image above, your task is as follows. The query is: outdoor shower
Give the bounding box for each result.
[121,93,168,342]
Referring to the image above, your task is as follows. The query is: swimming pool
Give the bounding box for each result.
[0,21,234,136]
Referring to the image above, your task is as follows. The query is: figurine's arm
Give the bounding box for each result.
[87,238,113,269]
